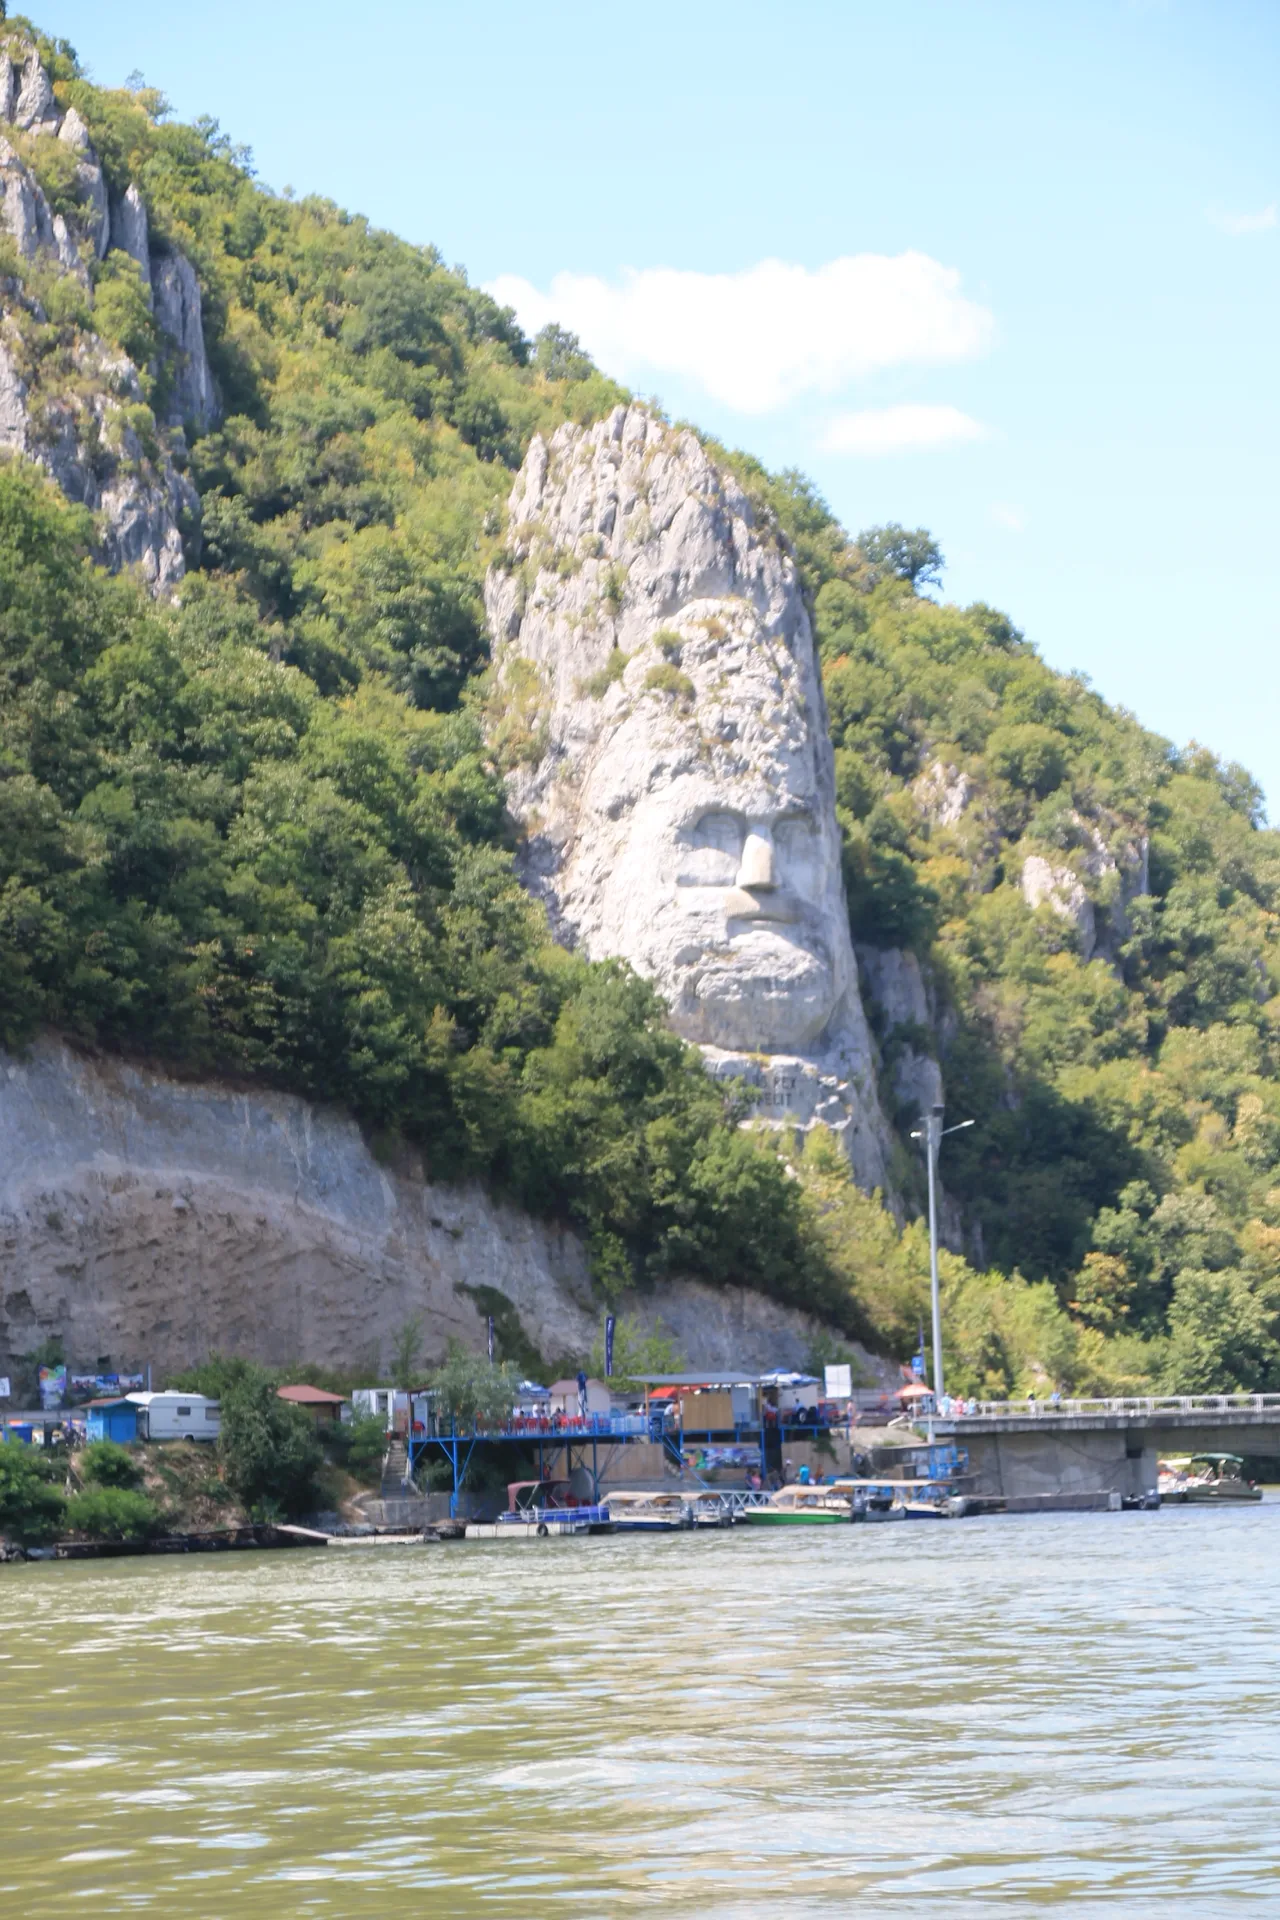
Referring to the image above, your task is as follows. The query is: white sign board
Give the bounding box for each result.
[824,1364,853,1400]
[0,1376,10,1399]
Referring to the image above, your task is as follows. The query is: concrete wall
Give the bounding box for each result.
[962,1428,1158,1502]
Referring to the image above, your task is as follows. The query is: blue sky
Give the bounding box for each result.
[47,1,1280,803]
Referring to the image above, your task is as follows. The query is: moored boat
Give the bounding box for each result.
[687,1489,734,1527]
[739,1485,851,1527]
[602,1490,694,1531]
[466,1478,615,1538]
[1158,1453,1262,1504]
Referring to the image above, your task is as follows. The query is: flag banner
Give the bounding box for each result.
[605,1315,615,1378]
[486,1316,495,1363]
[577,1369,589,1419]
[0,1376,10,1399]
[38,1364,67,1410]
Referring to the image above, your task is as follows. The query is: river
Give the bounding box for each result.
[3,1508,1279,1916]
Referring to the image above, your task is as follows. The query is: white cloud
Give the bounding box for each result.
[821,403,988,457]
[991,503,1026,533]
[487,253,994,415]
[1211,205,1276,236]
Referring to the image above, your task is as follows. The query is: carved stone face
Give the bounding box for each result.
[568,682,852,1055]
[487,404,864,1062]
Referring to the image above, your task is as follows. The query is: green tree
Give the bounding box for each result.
[0,1445,67,1545]
[218,1367,324,1518]
[428,1347,523,1431]
[856,523,944,588]
[587,1313,680,1391]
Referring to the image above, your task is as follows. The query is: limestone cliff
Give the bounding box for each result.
[485,404,895,1190]
[0,34,215,592]
[0,1038,839,1386]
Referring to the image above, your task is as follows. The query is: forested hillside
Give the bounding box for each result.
[2,16,1278,1395]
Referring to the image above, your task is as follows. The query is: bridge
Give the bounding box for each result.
[925,1395,1280,1509]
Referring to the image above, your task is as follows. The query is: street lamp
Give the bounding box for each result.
[909,1104,974,1399]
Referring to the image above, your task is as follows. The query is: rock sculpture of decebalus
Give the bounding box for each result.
[484,403,893,1191]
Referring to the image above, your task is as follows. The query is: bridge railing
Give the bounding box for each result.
[941,1393,1280,1419]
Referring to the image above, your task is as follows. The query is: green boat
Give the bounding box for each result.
[740,1486,851,1526]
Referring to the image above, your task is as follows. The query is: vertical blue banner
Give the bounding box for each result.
[486,1316,495,1363]
[605,1314,615,1378]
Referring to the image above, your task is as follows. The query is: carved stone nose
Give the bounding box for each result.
[737,830,776,890]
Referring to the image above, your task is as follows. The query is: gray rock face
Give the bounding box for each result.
[0,1038,598,1381]
[152,251,216,429]
[0,44,214,593]
[12,47,56,130]
[857,944,944,1121]
[0,133,82,278]
[486,403,893,1190]
[0,328,194,592]
[109,180,151,290]
[914,759,974,827]
[58,106,108,259]
[0,1037,834,1381]
[1021,852,1097,957]
[1019,818,1148,963]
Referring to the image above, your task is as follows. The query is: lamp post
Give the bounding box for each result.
[910,1104,974,1400]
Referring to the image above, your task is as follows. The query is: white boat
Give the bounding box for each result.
[686,1489,734,1527]
[466,1514,592,1539]
[603,1490,694,1531]
[465,1478,613,1539]
[1158,1453,1263,1504]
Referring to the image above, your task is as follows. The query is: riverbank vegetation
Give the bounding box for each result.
[2,25,1279,1394]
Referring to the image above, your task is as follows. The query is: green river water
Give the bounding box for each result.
[2,1507,1279,1917]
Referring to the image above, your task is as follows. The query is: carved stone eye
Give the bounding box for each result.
[690,811,745,856]
[677,810,744,885]
[773,815,816,856]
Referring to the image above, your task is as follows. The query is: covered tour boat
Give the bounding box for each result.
[739,1485,852,1527]
[1157,1453,1263,1504]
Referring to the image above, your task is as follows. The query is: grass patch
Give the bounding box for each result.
[576,646,629,700]
[645,663,695,701]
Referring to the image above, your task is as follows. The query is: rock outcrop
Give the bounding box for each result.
[1020,822,1149,963]
[0,1037,840,1385]
[485,404,894,1189]
[856,944,943,1120]
[0,37,217,591]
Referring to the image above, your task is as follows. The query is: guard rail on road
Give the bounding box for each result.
[939,1393,1280,1419]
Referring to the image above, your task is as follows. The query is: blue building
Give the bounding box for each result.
[86,1398,138,1444]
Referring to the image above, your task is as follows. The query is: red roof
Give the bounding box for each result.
[277,1384,347,1406]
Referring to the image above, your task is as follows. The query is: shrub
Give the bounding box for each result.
[0,1444,67,1546]
[92,250,161,376]
[218,1366,324,1519]
[576,646,629,700]
[652,628,683,659]
[64,1484,162,1542]
[79,1439,142,1489]
[325,1413,387,1482]
[644,663,695,700]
